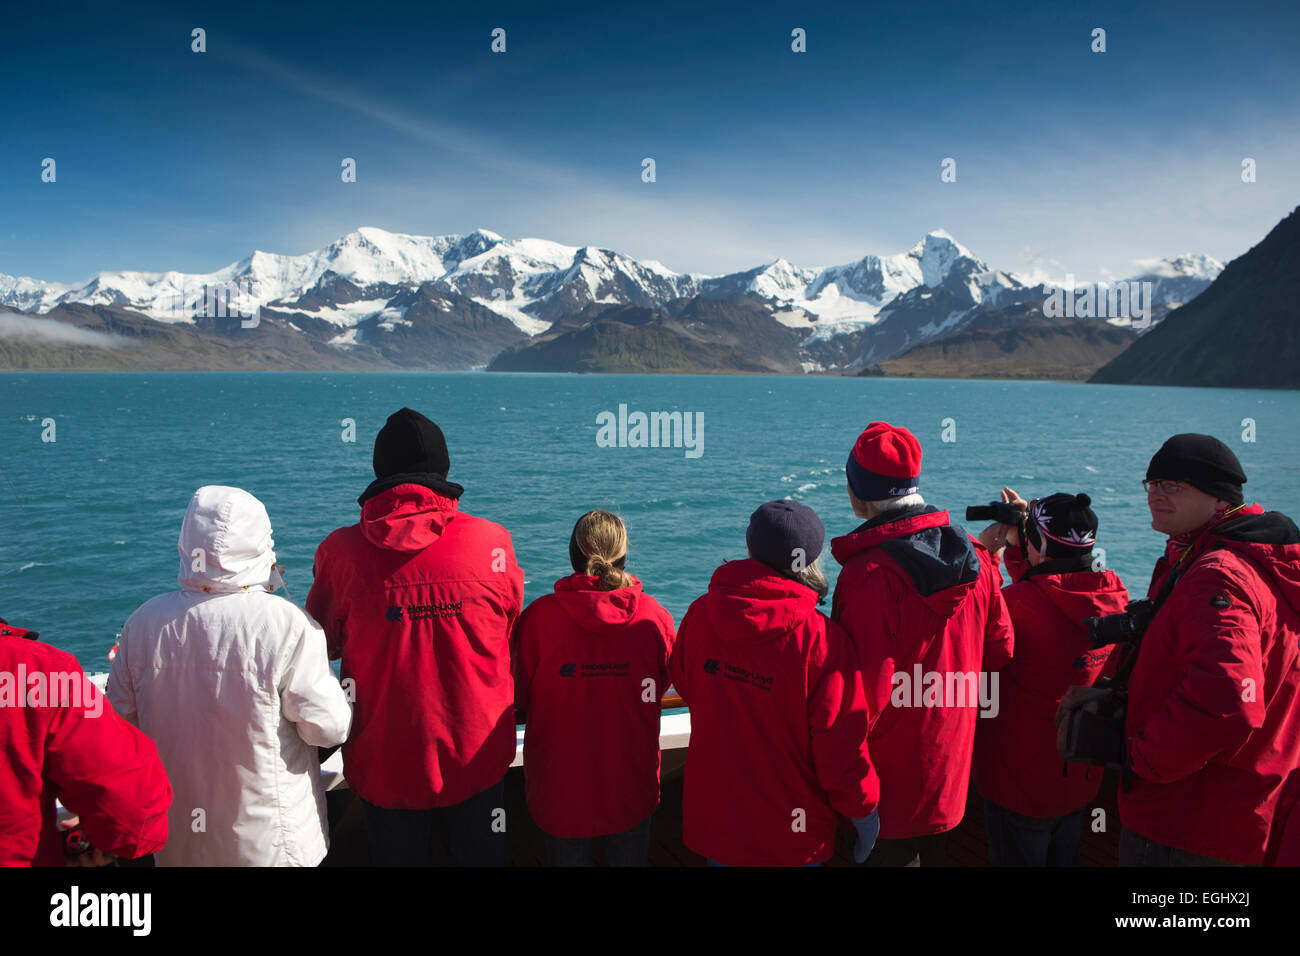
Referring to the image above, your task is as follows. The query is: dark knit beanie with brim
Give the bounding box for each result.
[358,407,465,505]
[1147,433,1246,506]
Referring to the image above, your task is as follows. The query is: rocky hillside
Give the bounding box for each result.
[861,321,1137,380]
[488,295,807,374]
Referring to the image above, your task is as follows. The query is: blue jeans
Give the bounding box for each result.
[360,779,506,867]
[984,800,1083,867]
[1119,826,1242,867]
[543,816,653,867]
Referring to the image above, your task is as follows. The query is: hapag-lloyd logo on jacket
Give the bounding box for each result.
[558,661,632,677]
[386,600,464,622]
[1071,647,1111,670]
[703,658,774,691]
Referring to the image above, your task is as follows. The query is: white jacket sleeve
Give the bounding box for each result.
[106,620,138,727]
[280,614,352,748]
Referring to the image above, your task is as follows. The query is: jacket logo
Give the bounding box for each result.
[1211,592,1231,608]
[1073,648,1110,670]
[702,658,773,690]
[720,661,774,690]
[387,601,464,622]
[558,662,631,678]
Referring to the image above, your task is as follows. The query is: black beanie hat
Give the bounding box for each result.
[1024,493,1098,559]
[373,408,451,479]
[1147,434,1246,506]
[746,500,825,575]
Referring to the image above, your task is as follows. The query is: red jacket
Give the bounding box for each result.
[0,628,171,866]
[512,574,676,838]
[670,559,879,866]
[1121,504,1300,864]
[973,545,1129,817]
[831,506,1014,839]
[306,484,524,809]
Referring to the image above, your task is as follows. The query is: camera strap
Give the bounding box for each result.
[1111,559,1193,792]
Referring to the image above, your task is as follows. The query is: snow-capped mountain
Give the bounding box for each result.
[1126,254,1224,309]
[0,273,70,313]
[0,227,1223,371]
[690,230,1022,339]
[0,227,704,339]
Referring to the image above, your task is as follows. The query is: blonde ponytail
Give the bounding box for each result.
[570,510,633,591]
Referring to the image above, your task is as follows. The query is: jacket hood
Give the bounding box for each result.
[177,486,285,594]
[1029,568,1131,624]
[1211,509,1300,617]
[704,558,819,646]
[831,505,981,615]
[359,483,460,553]
[552,573,644,634]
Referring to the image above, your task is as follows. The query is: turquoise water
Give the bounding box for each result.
[2,372,1297,677]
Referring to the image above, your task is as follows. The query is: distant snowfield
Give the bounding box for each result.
[0,226,1226,347]
[280,298,396,327]
[797,289,885,339]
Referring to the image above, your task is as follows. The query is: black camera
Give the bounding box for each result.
[965,502,1023,525]
[1082,598,1157,648]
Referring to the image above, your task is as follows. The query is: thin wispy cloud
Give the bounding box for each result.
[0,314,135,348]
[216,41,597,192]
[4,2,1298,282]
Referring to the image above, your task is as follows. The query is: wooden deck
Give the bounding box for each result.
[323,753,1123,867]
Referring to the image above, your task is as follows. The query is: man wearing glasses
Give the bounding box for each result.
[1120,433,1300,865]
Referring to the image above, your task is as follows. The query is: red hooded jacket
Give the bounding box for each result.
[306,484,524,809]
[670,559,879,866]
[973,545,1129,818]
[831,506,1014,839]
[0,628,171,866]
[512,574,676,838]
[1120,504,1300,864]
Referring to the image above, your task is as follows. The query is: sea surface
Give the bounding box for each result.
[2,372,1297,678]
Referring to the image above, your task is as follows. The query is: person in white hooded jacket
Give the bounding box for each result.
[108,486,352,866]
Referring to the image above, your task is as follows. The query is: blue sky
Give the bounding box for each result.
[2,0,1298,284]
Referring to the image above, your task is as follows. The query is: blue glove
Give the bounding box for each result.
[852,809,881,864]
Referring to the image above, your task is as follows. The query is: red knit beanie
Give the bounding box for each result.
[846,422,923,501]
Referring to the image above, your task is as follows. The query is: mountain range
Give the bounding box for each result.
[0,225,1227,377]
